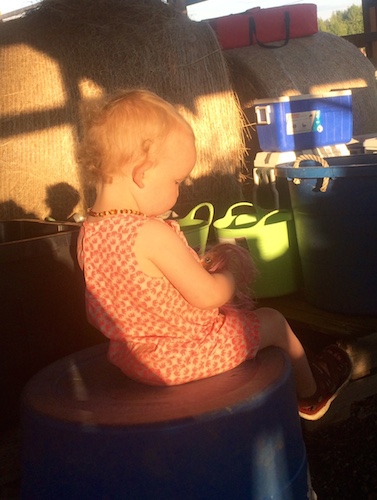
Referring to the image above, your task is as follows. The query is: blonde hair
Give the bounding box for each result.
[78,89,192,184]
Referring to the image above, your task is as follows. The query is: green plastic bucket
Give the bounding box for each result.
[213,202,300,298]
[177,202,214,256]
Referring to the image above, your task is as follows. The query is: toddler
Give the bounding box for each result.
[77,89,351,421]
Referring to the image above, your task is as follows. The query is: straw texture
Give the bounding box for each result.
[0,0,245,220]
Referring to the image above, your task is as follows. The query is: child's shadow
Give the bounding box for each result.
[45,182,80,221]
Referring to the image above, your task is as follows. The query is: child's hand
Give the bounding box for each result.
[136,220,236,309]
[201,244,256,310]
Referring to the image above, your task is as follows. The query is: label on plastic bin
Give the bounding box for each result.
[286,110,322,135]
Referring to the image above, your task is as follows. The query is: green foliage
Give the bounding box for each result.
[318,4,363,36]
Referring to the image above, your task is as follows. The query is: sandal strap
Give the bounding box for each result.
[299,361,332,407]
[300,345,352,407]
[310,359,334,394]
[315,345,352,388]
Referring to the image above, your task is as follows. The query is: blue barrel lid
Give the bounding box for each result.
[276,154,377,179]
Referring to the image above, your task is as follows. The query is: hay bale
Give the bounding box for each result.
[224,31,377,159]
[0,0,245,220]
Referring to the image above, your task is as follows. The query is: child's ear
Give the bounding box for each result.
[132,160,153,188]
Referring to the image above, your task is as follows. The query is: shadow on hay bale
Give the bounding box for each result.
[0,0,246,220]
[224,31,377,163]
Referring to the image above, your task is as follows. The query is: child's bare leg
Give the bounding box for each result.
[254,307,316,399]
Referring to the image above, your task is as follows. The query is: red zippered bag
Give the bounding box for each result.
[208,4,318,50]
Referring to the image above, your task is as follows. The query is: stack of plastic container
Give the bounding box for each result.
[247,91,356,306]
[251,91,377,316]
[252,91,353,209]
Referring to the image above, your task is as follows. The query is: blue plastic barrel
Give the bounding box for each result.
[276,154,377,315]
[21,343,310,499]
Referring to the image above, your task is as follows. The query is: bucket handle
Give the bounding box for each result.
[293,154,330,192]
[223,201,265,219]
[223,201,272,220]
[179,202,214,225]
[225,201,254,213]
[257,208,292,225]
[219,201,279,229]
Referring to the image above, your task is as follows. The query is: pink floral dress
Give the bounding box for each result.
[78,214,260,385]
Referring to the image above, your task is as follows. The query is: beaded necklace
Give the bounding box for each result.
[87,208,144,217]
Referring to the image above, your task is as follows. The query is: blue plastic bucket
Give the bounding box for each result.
[213,202,301,298]
[276,154,377,315]
[21,344,310,499]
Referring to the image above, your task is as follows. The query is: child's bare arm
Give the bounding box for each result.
[135,220,235,309]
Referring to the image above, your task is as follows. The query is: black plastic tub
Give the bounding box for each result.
[0,220,103,427]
